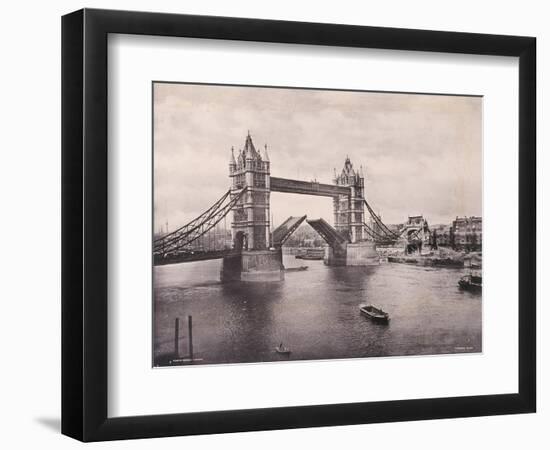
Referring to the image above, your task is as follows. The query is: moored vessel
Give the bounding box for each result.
[284,266,309,272]
[458,271,482,292]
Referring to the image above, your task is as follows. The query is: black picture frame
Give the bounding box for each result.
[61,8,536,442]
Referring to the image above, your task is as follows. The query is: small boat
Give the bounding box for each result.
[275,343,291,355]
[285,266,308,272]
[296,249,325,260]
[300,255,324,260]
[359,304,390,324]
[458,272,482,292]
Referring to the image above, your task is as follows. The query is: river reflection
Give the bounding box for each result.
[153,255,481,366]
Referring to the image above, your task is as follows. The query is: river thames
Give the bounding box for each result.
[153,255,481,366]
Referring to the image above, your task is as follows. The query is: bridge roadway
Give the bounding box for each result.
[306,218,348,247]
[272,215,307,247]
[154,178,357,266]
[154,249,238,265]
[270,177,350,197]
[154,215,310,265]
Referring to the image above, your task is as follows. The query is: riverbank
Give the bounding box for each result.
[388,255,464,267]
[387,248,481,268]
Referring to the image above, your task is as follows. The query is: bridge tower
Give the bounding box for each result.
[326,157,378,266]
[223,132,283,282]
[229,132,271,250]
[333,156,365,243]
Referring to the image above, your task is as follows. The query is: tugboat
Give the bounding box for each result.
[458,270,482,292]
[359,304,390,324]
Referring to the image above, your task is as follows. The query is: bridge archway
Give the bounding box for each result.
[233,231,246,251]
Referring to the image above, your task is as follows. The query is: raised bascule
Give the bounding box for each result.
[154,132,400,282]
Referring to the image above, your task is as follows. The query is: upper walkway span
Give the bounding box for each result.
[270,177,350,197]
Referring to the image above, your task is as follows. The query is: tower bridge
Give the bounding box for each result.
[154,132,401,281]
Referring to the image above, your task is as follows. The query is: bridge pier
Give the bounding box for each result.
[345,241,379,266]
[324,244,347,266]
[220,248,284,282]
[325,241,379,266]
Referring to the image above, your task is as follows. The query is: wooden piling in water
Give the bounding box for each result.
[188,315,193,360]
[170,315,202,364]
[174,317,180,358]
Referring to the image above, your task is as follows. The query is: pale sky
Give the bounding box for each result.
[153,82,481,232]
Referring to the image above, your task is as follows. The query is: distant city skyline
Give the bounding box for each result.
[154,83,482,233]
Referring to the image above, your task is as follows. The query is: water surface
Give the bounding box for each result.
[153,255,481,366]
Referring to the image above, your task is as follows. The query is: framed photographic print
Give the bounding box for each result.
[62,8,536,441]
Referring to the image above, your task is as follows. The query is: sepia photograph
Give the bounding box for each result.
[152,82,482,367]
